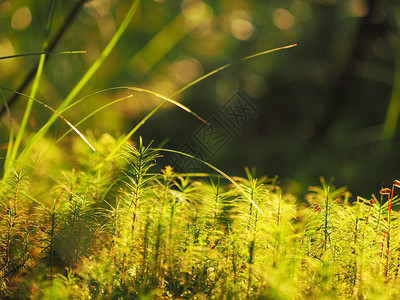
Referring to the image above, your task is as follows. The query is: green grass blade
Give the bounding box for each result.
[4,0,56,179]
[154,148,265,217]
[18,0,141,162]
[381,50,400,149]
[1,91,14,172]
[57,87,209,125]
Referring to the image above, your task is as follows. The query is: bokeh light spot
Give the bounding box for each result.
[231,19,254,41]
[273,9,295,30]
[11,6,32,31]
[348,0,369,17]
[86,0,112,18]
[0,35,14,57]
[169,57,203,84]
[0,35,16,79]
[182,0,206,21]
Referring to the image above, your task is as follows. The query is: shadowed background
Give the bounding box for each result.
[0,0,399,198]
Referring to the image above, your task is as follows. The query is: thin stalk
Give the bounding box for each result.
[0,51,85,60]
[130,137,145,236]
[1,91,14,174]
[157,169,173,285]
[211,176,221,234]
[44,193,62,278]
[388,180,400,223]
[355,199,375,297]
[378,188,390,274]
[323,185,330,253]
[246,178,258,297]
[49,202,56,277]
[168,199,176,272]
[274,192,283,266]
[352,198,361,291]
[384,180,400,280]
[141,217,151,285]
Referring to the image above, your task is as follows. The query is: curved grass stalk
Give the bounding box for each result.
[172,43,297,97]
[0,51,86,60]
[0,87,96,155]
[47,87,208,157]
[98,87,209,162]
[90,87,209,124]
[154,148,265,217]
[52,95,134,148]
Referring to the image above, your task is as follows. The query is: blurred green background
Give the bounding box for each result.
[0,0,399,198]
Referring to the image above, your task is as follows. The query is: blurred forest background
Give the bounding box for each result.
[0,0,399,198]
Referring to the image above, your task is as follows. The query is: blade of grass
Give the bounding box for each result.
[381,45,400,149]
[1,91,14,172]
[53,94,134,148]
[4,0,56,180]
[154,148,265,217]
[0,51,86,60]
[17,0,141,163]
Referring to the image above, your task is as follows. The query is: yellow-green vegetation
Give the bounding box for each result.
[1,1,399,299]
[0,136,400,299]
